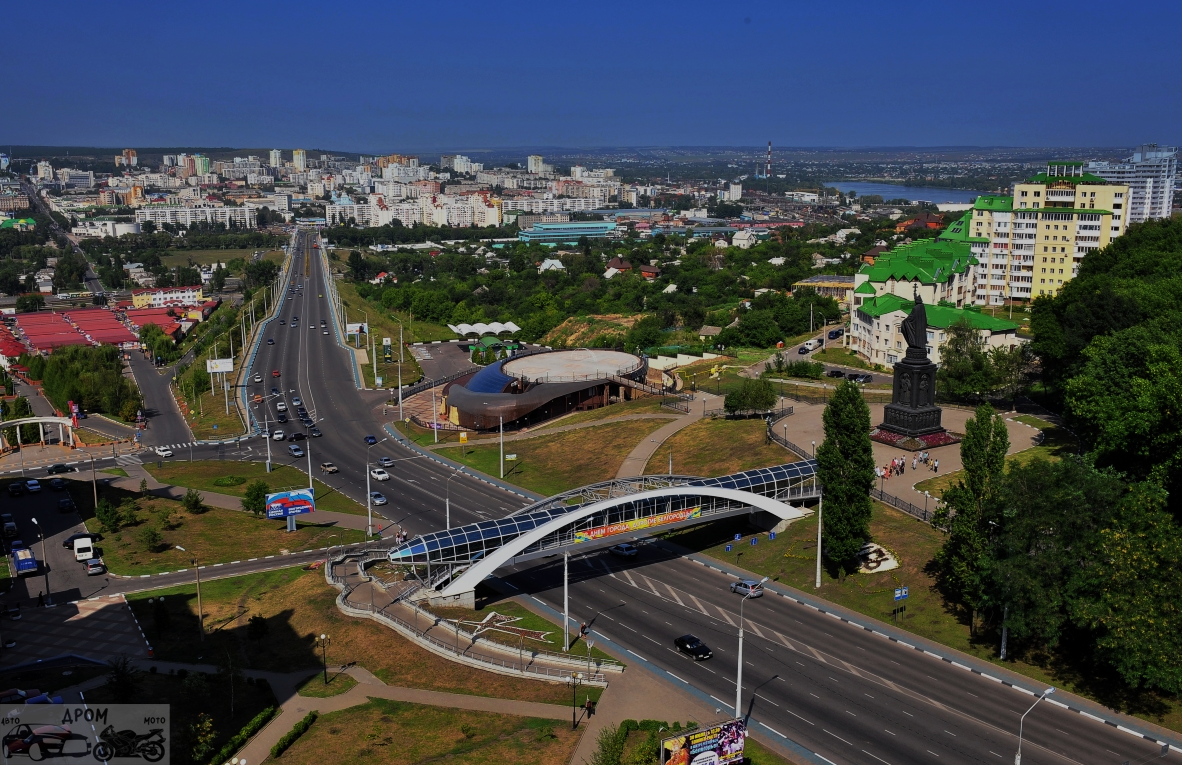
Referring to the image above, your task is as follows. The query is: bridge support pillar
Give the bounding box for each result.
[427,589,476,609]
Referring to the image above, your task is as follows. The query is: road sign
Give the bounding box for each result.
[734,533,742,541]
[894,588,902,601]
[750,537,757,546]
[459,432,468,443]
[902,586,909,599]
[505,454,517,461]
[375,377,382,387]
[725,544,733,552]
[769,531,776,540]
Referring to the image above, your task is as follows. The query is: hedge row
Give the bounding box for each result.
[208,705,274,765]
[270,710,319,759]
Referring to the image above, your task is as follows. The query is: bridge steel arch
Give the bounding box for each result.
[436,485,810,600]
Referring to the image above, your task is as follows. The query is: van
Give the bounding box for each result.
[73,537,94,562]
[799,340,819,353]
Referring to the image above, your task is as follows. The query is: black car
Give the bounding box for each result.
[296,407,308,416]
[7,482,24,497]
[364,434,377,445]
[827,328,845,340]
[58,497,77,513]
[824,369,845,378]
[271,387,279,395]
[62,532,98,549]
[46,464,74,475]
[48,478,67,491]
[287,432,306,442]
[279,319,285,325]
[277,413,288,423]
[309,427,323,437]
[674,634,713,660]
[267,338,275,345]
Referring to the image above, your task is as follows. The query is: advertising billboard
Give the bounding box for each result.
[266,488,316,519]
[661,719,746,765]
[206,358,234,373]
[574,507,701,544]
[346,322,368,335]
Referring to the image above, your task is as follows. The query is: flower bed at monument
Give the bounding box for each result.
[870,428,960,451]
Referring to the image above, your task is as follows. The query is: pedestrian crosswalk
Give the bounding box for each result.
[115,454,143,466]
[151,442,195,451]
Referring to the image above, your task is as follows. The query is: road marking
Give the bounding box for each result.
[884,730,895,735]
[643,635,660,646]
[709,695,728,707]
[665,583,685,606]
[718,608,737,627]
[944,730,956,737]
[927,751,940,757]
[746,619,765,638]
[786,709,814,726]
[863,750,893,765]
[823,730,852,746]
[755,693,779,707]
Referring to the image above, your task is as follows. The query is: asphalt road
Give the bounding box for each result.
[2,476,94,606]
[502,544,1180,765]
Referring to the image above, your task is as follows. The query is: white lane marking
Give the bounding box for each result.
[665,583,685,606]
[863,750,893,765]
[786,709,814,726]
[687,594,711,616]
[823,730,852,746]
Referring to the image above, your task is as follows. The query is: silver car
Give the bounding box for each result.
[730,580,764,597]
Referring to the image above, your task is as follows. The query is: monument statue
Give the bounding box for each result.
[879,290,947,440]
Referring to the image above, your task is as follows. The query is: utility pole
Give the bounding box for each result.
[563,551,570,651]
[815,495,823,589]
[499,416,504,478]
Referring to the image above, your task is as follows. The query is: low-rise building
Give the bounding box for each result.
[131,285,205,308]
[851,293,1021,368]
[853,238,980,310]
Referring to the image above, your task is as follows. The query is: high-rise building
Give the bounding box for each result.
[1086,144,1177,224]
[269,149,282,168]
[942,161,1129,304]
[527,155,544,174]
[36,161,54,180]
[115,149,138,167]
[292,149,307,171]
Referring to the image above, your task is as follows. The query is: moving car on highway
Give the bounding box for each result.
[673,634,712,660]
[370,468,390,481]
[369,492,387,506]
[364,434,377,445]
[320,462,338,473]
[729,579,764,597]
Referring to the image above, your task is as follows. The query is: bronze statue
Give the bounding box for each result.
[900,287,928,352]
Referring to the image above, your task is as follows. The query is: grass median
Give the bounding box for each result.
[645,417,800,477]
[143,459,365,516]
[434,419,671,496]
[128,567,603,705]
[273,697,580,765]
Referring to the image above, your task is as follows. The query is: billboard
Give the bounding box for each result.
[346,322,368,335]
[206,358,234,373]
[661,719,746,765]
[574,507,701,544]
[266,488,316,519]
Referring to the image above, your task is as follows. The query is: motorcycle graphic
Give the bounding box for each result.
[92,725,165,762]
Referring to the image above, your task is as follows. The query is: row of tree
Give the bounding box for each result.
[19,345,141,421]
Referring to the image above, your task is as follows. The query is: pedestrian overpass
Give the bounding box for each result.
[388,462,821,607]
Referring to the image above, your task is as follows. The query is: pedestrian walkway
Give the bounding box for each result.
[423,412,679,451]
[614,394,720,479]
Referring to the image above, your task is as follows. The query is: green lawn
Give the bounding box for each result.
[178,386,247,440]
[647,417,799,477]
[297,670,358,698]
[159,248,285,268]
[101,467,129,477]
[96,497,366,576]
[434,419,670,496]
[273,697,582,765]
[336,281,428,384]
[143,460,365,515]
[811,346,873,370]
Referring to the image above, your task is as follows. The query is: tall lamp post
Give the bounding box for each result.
[175,545,202,642]
[365,437,388,538]
[391,315,405,420]
[1014,687,1054,764]
[315,633,331,685]
[30,518,49,606]
[735,576,769,719]
[445,466,466,529]
[567,672,584,730]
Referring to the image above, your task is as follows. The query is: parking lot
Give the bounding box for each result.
[2,474,112,609]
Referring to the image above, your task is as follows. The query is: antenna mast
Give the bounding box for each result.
[766,141,772,194]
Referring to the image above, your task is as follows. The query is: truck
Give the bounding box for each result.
[11,548,38,576]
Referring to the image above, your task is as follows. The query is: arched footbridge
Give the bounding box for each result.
[388,462,821,606]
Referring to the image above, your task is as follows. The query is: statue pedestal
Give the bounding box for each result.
[872,350,958,450]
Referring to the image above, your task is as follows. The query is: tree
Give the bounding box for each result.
[815,381,875,576]
[187,713,217,764]
[587,724,626,765]
[106,655,140,703]
[15,294,44,313]
[723,378,776,413]
[242,480,268,517]
[210,264,227,293]
[348,250,367,281]
[138,524,163,552]
[937,318,993,398]
[183,487,205,514]
[933,404,1009,634]
[95,499,122,532]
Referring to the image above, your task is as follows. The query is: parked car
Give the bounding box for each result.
[730,579,765,597]
[369,492,388,506]
[369,468,390,481]
[272,430,285,441]
[154,447,173,458]
[377,456,394,467]
[846,373,873,384]
[62,532,99,550]
[7,482,24,497]
[48,478,66,491]
[673,634,713,660]
[827,328,845,340]
[57,497,76,513]
[72,537,94,562]
[0,689,38,705]
[825,369,845,378]
[320,462,338,473]
[46,464,74,475]
[609,543,638,558]
[288,445,304,458]
[24,479,41,493]
[364,434,377,445]
[85,558,106,576]
[1,514,16,538]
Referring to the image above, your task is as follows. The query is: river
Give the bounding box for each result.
[822,181,989,204]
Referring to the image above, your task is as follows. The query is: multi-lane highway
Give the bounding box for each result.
[124,227,1179,764]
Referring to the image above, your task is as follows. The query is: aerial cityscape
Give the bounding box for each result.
[1,3,1180,765]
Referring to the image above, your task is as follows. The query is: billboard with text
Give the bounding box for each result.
[574,507,701,544]
[266,488,315,519]
[206,358,234,373]
[346,322,368,335]
[661,719,745,765]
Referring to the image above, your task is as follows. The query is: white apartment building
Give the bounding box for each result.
[292,149,307,171]
[718,183,743,202]
[56,169,95,188]
[527,155,545,173]
[500,197,599,213]
[1086,144,1177,223]
[36,161,54,180]
[269,149,282,168]
[135,205,255,228]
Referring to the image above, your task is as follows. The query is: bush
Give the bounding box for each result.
[212,475,246,487]
[106,655,139,703]
[270,710,317,759]
[95,499,122,532]
[723,378,777,413]
[785,360,823,379]
[209,705,274,765]
[137,524,163,552]
[242,480,268,517]
[182,487,205,514]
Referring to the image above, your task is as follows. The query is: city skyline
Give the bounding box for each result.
[9,0,1181,149]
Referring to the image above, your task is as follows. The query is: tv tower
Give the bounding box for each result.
[765,142,772,193]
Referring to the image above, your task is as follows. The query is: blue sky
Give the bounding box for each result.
[9,0,1181,151]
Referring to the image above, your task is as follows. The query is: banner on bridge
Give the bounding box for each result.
[574,506,701,544]
[266,488,316,519]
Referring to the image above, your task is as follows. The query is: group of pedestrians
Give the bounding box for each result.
[918,451,940,473]
[877,452,940,483]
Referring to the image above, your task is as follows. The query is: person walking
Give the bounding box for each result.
[912,456,917,470]
[934,458,939,473]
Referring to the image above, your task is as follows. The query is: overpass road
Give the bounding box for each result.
[115,228,1180,765]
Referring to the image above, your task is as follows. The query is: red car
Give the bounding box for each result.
[272,369,281,378]
[3,723,90,759]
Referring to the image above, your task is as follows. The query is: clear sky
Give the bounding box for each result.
[9,0,1181,151]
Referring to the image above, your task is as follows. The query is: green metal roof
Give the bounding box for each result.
[937,211,971,242]
[973,195,1013,212]
[1023,172,1109,185]
[0,218,34,229]
[856,238,977,286]
[857,292,1019,332]
[854,281,877,295]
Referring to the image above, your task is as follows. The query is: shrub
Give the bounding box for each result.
[785,360,824,379]
[137,524,163,552]
[209,705,274,765]
[95,499,121,533]
[212,475,246,487]
[182,487,205,514]
[270,710,317,759]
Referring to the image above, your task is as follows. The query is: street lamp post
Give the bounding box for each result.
[89,453,98,509]
[445,467,466,529]
[316,633,331,685]
[175,546,202,642]
[735,576,769,718]
[567,672,584,730]
[365,438,389,538]
[815,494,823,589]
[30,518,49,606]
[1014,688,1055,764]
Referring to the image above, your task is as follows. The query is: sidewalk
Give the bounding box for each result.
[615,393,720,479]
[423,412,679,451]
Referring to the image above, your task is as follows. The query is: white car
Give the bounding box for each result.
[25,478,41,493]
[369,468,391,481]
[276,401,287,412]
[272,430,285,441]
[253,373,262,383]
[154,447,173,457]
[291,397,302,407]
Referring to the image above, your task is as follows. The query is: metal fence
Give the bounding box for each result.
[399,368,472,398]
[766,423,812,460]
[661,397,690,414]
[870,487,941,525]
[706,405,794,420]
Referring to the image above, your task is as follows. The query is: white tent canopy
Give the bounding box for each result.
[448,321,522,337]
